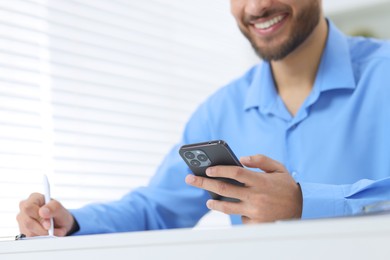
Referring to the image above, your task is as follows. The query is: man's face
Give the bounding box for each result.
[231,0,322,61]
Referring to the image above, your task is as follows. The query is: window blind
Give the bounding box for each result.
[0,0,257,236]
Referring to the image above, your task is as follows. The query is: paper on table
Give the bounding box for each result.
[16,235,57,240]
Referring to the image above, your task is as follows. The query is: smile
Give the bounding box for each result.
[254,14,286,30]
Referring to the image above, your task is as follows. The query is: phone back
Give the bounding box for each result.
[179,140,243,201]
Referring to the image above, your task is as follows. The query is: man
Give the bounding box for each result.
[17,0,390,236]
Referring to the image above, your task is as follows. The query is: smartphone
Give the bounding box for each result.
[179,140,244,202]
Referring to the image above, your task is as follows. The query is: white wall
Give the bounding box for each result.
[325,1,390,39]
[324,0,390,14]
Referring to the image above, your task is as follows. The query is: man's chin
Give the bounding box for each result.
[251,44,290,61]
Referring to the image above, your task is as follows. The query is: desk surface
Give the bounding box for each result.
[1,214,390,260]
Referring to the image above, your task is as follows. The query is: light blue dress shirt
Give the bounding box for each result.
[70,21,390,235]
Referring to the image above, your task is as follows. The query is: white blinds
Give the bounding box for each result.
[0,0,257,236]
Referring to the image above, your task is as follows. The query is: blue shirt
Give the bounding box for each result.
[71,21,390,235]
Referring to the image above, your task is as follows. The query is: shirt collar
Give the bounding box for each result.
[244,19,356,112]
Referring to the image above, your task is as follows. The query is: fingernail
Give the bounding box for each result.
[241,156,251,162]
[206,167,214,176]
[42,220,51,230]
[186,175,196,184]
[206,200,214,209]
[41,207,50,216]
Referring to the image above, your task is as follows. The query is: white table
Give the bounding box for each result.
[1,214,390,260]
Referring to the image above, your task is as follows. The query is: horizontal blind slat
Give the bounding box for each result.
[0,154,45,168]
[0,66,42,85]
[0,124,43,141]
[0,83,40,97]
[53,159,157,177]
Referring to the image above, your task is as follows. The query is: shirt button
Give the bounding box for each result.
[292,171,298,177]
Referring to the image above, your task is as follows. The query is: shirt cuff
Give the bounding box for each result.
[299,182,348,219]
[68,207,101,236]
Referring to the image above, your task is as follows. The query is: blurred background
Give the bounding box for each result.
[0,0,389,237]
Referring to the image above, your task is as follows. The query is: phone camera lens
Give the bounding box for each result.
[197,154,208,162]
[190,160,201,167]
[184,152,195,159]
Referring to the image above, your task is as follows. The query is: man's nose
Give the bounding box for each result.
[245,0,273,16]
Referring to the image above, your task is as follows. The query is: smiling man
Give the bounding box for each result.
[235,0,323,61]
[17,0,390,236]
[231,0,328,116]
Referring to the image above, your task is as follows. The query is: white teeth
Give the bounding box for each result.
[254,15,284,30]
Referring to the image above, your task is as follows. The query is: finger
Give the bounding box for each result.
[240,155,286,173]
[39,200,66,232]
[38,203,54,231]
[38,199,74,236]
[19,199,41,221]
[28,192,46,206]
[241,215,263,224]
[39,199,64,219]
[16,213,49,237]
[54,227,68,237]
[206,199,244,215]
[240,216,270,224]
[19,193,46,223]
[185,174,245,200]
[205,165,262,186]
[241,215,251,224]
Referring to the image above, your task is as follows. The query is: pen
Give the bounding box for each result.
[43,174,54,236]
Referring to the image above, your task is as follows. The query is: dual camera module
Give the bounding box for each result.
[183,150,211,168]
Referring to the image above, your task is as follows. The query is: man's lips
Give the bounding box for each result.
[249,13,289,36]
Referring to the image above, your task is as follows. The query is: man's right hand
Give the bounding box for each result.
[16,193,76,237]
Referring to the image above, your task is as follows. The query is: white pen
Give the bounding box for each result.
[43,174,54,236]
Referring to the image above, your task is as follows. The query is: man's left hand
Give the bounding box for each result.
[185,154,303,224]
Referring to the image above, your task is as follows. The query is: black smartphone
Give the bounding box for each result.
[179,140,244,202]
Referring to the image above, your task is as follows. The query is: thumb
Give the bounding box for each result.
[240,154,286,173]
[39,199,70,226]
[38,199,74,234]
[39,199,67,219]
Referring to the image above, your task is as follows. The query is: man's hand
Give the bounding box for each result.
[16,193,76,237]
[185,154,303,223]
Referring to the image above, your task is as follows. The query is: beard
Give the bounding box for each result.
[239,2,321,61]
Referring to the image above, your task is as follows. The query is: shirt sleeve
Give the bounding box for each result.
[68,99,215,235]
[69,143,210,235]
[300,177,390,219]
